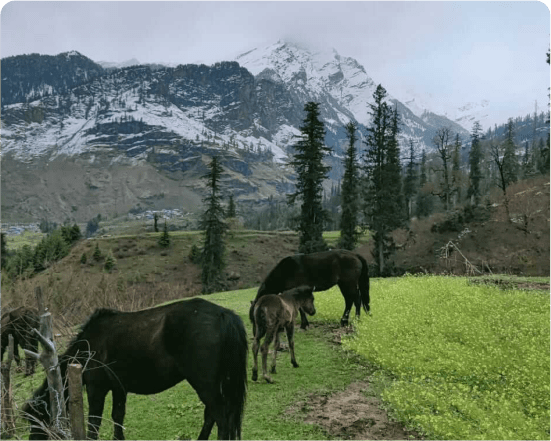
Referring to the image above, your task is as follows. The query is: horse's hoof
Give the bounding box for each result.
[270,366,277,374]
[292,362,299,368]
[264,376,274,384]
[340,320,349,327]
[252,371,258,381]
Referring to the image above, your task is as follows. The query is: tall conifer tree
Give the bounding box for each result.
[200,156,227,292]
[468,121,483,206]
[362,85,403,276]
[339,121,360,250]
[415,149,433,218]
[288,102,331,254]
[403,139,417,220]
[452,133,463,207]
[503,118,519,185]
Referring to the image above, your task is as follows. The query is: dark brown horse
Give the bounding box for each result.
[1,307,39,376]
[251,286,316,384]
[23,298,248,440]
[250,249,370,331]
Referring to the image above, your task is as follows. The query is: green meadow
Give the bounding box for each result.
[8,276,550,440]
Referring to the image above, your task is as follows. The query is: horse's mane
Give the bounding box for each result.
[284,285,313,300]
[72,307,120,345]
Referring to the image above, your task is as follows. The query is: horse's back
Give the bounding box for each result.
[254,294,293,327]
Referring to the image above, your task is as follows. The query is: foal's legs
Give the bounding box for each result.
[251,326,265,382]
[270,331,281,374]
[260,328,275,383]
[111,388,127,440]
[299,308,310,330]
[285,323,299,368]
[87,387,109,440]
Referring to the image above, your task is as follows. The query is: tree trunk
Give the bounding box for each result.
[1,335,16,438]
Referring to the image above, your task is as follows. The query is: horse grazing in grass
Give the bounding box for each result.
[1,306,39,376]
[251,286,316,384]
[250,249,369,331]
[23,298,248,440]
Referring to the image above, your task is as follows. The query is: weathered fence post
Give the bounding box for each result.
[68,363,86,440]
[1,335,16,438]
[35,285,46,316]
[24,312,69,439]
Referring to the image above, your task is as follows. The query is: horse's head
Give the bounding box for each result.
[295,286,316,316]
[22,380,51,440]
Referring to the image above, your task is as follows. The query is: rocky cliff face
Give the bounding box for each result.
[1,43,470,223]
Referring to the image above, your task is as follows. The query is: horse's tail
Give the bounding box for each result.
[357,254,370,314]
[219,310,248,440]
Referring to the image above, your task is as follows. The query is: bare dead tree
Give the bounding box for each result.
[489,140,512,222]
[431,127,455,211]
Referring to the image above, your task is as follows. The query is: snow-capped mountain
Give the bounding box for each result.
[235,41,469,152]
[1,42,470,222]
[400,87,493,131]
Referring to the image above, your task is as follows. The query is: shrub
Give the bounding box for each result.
[80,253,87,264]
[6,245,35,279]
[189,244,202,264]
[104,252,116,272]
[158,222,170,248]
[33,230,70,271]
[93,243,102,261]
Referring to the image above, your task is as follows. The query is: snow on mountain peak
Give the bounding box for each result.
[236,40,378,127]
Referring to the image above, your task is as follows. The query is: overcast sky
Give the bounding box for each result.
[1,1,549,128]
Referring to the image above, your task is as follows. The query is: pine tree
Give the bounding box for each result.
[537,136,550,175]
[403,139,417,220]
[93,243,102,261]
[154,213,159,232]
[158,221,170,248]
[503,118,519,185]
[415,149,434,218]
[339,121,360,250]
[200,156,227,293]
[227,195,236,218]
[468,121,484,206]
[362,85,404,276]
[452,133,463,207]
[288,102,331,254]
[104,252,116,272]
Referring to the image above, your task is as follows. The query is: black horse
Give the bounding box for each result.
[23,298,248,440]
[250,249,370,330]
[1,306,39,376]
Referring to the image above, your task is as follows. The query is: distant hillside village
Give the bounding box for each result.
[1,209,187,236]
[1,223,42,236]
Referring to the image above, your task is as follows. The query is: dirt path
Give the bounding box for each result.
[286,325,423,440]
[288,381,422,440]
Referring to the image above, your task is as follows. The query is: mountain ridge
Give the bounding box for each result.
[1,42,475,223]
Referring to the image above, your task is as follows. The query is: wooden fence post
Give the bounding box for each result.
[35,285,46,315]
[68,363,86,440]
[24,312,69,439]
[1,335,16,438]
